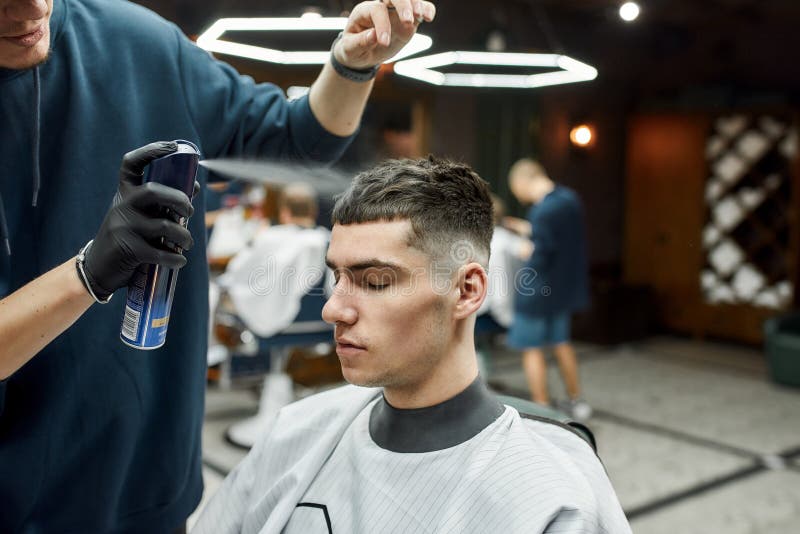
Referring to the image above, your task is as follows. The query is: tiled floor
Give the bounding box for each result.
[191,336,800,532]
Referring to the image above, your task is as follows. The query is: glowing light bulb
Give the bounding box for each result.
[570,125,593,147]
[619,2,640,22]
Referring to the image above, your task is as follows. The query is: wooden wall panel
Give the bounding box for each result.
[624,114,709,332]
[624,113,796,345]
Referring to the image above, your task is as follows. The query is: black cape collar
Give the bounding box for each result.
[369,376,505,453]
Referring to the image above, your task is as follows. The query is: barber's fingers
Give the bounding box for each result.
[383,0,414,24]
[119,141,177,185]
[340,27,380,58]
[128,182,194,220]
[144,248,188,269]
[418,1,436,22]
[344,2,391,47]
[380,0,436,24]
[130,234,189,269]
[134,217,194,252]
[339,1,430,67]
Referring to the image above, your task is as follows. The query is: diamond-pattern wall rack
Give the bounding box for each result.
[701,114,796,309]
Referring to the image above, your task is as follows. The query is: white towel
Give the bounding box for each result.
[478,226,530,327]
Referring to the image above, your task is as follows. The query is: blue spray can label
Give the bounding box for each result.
[120,140,201,350]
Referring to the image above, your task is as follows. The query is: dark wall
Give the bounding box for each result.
[134,0,800,272]
[425,81,629,267]
[537,83,631,267]
[429,93,477,169]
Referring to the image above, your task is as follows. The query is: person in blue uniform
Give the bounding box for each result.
[507,158,593,420]
[0,0,435,531]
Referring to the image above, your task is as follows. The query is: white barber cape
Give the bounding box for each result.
[207,206,262,259]
[192,386,631,534]
[478,226,530,327]
[217,225,330,337]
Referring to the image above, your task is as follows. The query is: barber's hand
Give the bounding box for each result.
[83,141,196,300]
[334,0,436,70]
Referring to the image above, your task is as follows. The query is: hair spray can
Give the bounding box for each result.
[120,140,200,350]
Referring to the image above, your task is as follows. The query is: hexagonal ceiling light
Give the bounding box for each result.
[196,17,432,65]
[393,51,598,88]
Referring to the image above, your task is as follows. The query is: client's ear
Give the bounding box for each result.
[453,262,488,320]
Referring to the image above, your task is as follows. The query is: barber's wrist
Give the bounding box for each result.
[330,32,380,82]
[331,34,348,67]
[75,240,114,304]
[65,256,97,305]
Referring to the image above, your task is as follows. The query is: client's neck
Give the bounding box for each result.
[383,341,479,409]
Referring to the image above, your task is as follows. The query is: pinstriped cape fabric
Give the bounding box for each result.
[192,386,631,534]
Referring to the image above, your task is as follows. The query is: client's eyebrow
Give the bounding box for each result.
[325,258,409,275]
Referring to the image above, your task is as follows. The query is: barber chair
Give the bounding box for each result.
[214,278,335,449]
[495,394,596,451]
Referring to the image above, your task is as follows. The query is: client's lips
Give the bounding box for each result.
[335,337,366,356]
[336,338,365,349]
[3,25,44,47]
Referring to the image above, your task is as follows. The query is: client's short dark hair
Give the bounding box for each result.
[332,156,493,266]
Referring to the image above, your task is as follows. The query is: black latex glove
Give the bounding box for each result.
[83,141,196,300]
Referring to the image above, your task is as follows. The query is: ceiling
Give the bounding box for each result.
[134,0,800,96]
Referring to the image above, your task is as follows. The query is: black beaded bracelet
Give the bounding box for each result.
[330,32,380,82]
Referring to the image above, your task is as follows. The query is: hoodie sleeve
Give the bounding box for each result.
[175,28,355,163]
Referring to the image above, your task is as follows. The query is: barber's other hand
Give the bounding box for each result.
[83,141,196,300]
[334,0,436,70]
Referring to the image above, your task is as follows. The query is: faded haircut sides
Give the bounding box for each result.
[332,156,494,267]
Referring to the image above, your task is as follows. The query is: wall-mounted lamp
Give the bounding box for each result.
[570,124,594,147]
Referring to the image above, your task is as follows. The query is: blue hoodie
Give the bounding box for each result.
[514,186,590,316]
[0,0,352,531]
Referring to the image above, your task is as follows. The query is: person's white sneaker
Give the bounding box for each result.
[207,344,229,367]
[568,399,593,422]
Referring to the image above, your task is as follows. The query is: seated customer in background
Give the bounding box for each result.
[478,193,534,328]
[216,183,330,340]
[218,183,332,448]
[192,157,631,534]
